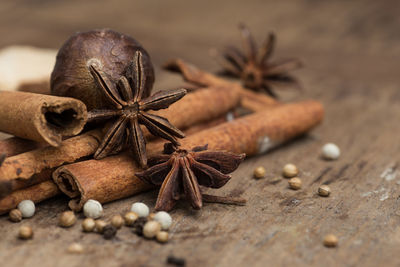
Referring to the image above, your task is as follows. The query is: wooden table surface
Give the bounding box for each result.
[1,1,400,266]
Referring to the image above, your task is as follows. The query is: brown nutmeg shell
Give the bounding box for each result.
[50,29,154,110]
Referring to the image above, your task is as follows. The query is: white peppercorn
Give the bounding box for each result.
[322,143,340,160]
[153,211,172,230]
[95,220,107,233]
[83,199,103,219]
[82,218,96,232]
[131,202,149,217]
[111,215,124,229]
[143,221,161,239]
[18,225,33,239]
[59,211,77,228]
[253,166,266,179]
[156,231,169,243]
[17,200,35,218]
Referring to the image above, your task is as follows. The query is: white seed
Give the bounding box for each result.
[322,143,340,160]
[253,166,266,179]
[153,211,172,230]
[323,234,338,247]
[131,202,149,217]
[318,185,331,197]
[17,200,35,218]
[83,199,103,219]
[67,243,84,254]
[282,163,299,178]
[156,231,169,243]
[143,221,161,239]
[288,177,302,190]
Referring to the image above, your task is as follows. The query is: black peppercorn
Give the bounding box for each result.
[103,225,117,240]
[132,217,148,236]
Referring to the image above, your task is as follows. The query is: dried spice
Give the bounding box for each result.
[216,24,302,97]
[87,51,186,167]
[132,217,148,236]
[103,225,117,240]
[136,143,245,211]
[0,153,6,167]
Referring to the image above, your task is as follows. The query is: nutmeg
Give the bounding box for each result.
[50,29,154,110]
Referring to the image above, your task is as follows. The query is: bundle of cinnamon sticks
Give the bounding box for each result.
[0,57,324,215]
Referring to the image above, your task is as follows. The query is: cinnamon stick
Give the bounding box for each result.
[0,137,43,157]
[53,100,323,211]
[0,91,87,146]
[0,180,59,215]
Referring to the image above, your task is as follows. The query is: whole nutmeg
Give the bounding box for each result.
[51,29,155,110]
[59,211,77,228]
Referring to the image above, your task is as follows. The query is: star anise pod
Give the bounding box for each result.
[136,143,246,211]
[216,23,302,97]
[87,50,187,167]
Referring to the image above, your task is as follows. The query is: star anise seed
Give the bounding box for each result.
[88,50,187,167]
[216,23,302,97]
[136,143,246,211]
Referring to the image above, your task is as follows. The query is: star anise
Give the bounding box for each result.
[87,50,187,167]
[136,143,246,211]
[216,23,302,97]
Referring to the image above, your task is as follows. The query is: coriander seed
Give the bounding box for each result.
[288,177,302,190]
[156,231,169,243]
[143,221,161,239]
[282,163,299,178]
[323,234,338,247]
[95,220,107,233]
[67,243,84,254]
[17,200,35,218]
[82,218,96,232]
[253,166,266,179]
[124,211,139,226]
[59,211,77,228]
[318,185,331,197]
[18,225,33,239]
[111,215,124,229]
[9,209,22,222]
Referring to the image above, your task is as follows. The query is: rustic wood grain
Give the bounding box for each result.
[1,0,400,266]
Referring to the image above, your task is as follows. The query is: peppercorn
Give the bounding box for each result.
[323,234,338,247]
[124,211,139,226]
[103,225,117,240]
[143,221,161,239]
[318,185,331,197]
[132,217,148,236]
[253,166,266,179]
[282,163,299,178]
[95,220,107,233]
[18,225,33,240]
[156,231,169,243]
[67,243,84,254]
[131,202,149,217]
[82,218,96,232]
[83,199,103,219]
[17,200,35,218]
[111,215,124,229]
[59,211,77,228]
[322,143,340,160]
[288,177,302,190]
[9,209,22,222]
[153,211,172,230]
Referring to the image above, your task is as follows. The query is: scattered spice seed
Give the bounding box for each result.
[132,217,148,236]
[143,221,161,239]
[124,211,139,226]
[253,166,266,179]
[167,255,186,266]
[156,231,169,243]
[288,177,302,190]
[17,200,35,218]
[103,225,117,240]
[282,163,299,178]
[95,220,107,233]
[111,215,124,229]
[83,199,103,219]
[318,185,331,197]
[322,143,340,160]
[18,225,33,240]
[9,209,22,222]
[269,177,282,184]
[67,243,84,254]
[323,234,338,247]
[153,211,172,230]
[59,211,77,228]
[131,202,150,218]
[82,218,96,232]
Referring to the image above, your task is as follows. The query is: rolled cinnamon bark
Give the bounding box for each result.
[0,137,43,157]
[53,100,324,211]
[0,91,87,147]
[163,58,279,111]
[0,180,59,215]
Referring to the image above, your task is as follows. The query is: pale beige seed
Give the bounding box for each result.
[18,225,33,239]
[323,234,338,247]
[318,185,331,197]
[282,163,299,178]
[67,243,84,254]
[124,211,139,226]
[143,221,161,239]
[9,209,22,222]
[82,218,96,232]
[59,211,77,228]
[288,177,302,190]
[111,215,124,229]
[253,166,266,179]
[95,220,107,233]
[156,231,169,243]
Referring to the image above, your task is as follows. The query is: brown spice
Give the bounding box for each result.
[288,177,302,190]
[253,166,266,179]
[132,217,148,236]
[9,209,22,222]
[323,234,338,247]
[103,225,117,240]
[18,225,33,239]
[95,220,107,233]
[124,211,139,226]
[111,215,124,229]
[82,218,96,232]
[59,211,77,228]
